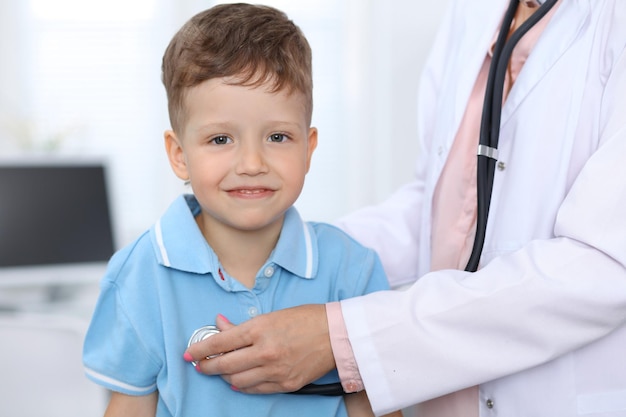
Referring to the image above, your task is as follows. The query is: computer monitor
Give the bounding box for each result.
[0,158,115,288]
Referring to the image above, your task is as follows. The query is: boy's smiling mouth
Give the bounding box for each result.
[227,187,276,198]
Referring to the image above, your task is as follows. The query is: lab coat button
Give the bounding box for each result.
[263,266,275,277]
[486,399,494,409]
[437,146,444,156]
[497,161,506,171]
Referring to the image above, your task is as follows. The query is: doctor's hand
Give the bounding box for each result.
[184,304,335,394]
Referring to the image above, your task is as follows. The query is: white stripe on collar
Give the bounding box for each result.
[302,222,314,278]
[155,219,171,267]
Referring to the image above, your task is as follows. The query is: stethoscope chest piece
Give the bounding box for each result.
[187,325,221,366]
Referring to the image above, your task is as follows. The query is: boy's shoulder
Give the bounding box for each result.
[307,220,375,255]
[106,195,203,279]
[305,220,389,292]
[102,229,156,282]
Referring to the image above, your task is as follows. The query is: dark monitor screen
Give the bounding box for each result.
[0,161,115,268]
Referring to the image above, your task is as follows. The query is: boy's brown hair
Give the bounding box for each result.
[162,3,313,133]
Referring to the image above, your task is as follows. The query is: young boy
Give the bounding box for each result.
[82,4,401,417]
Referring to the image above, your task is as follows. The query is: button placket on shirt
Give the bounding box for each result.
[263,265,275,278]
[239,291,262,319]
[244,263,276,318]
[247,305,259,317]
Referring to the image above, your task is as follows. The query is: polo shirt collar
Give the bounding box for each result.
[270,205,318,279]
[150,194,216,274]
[150,194,318,279]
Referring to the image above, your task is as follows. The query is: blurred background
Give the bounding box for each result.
[0,0,449,415]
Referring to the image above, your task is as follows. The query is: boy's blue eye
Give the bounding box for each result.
[268,133,287,143]
[211,135,231,145]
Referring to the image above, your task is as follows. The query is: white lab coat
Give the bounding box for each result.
[336,0,626,415]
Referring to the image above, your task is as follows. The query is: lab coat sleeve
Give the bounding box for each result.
[339,37,626,415]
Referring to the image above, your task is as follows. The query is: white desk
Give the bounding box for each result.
[0,263,105,319]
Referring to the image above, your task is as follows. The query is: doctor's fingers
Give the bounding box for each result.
[192,343,304,392]
[193,343,260,376]
[213,360,312,394]
[192,332,315,393]
[185,323,255,370]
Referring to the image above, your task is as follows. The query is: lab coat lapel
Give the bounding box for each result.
[501,0,590,124]
[448,0,510,149]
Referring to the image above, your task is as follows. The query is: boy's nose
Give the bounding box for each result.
[235,142,268,175]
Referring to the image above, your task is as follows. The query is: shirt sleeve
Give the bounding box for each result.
[326,301,364,393]
[320,228,389,392]
[83,261,161,396]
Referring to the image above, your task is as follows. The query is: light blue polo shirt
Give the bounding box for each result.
[83,194,389,417]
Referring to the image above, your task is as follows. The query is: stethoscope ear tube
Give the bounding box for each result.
[465,0,559,272]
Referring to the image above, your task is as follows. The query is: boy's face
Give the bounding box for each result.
[164,77,317,237]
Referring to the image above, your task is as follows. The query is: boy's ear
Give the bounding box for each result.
[305,127,318,173]
[164,130,190,181]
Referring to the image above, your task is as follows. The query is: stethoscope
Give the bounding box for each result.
[464,0,558,272]
[188,0,559,397]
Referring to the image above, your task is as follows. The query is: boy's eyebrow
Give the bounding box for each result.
[263,120,306,130]
[193,122,232,133]
[193,120,306,134]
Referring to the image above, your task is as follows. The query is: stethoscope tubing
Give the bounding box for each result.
[465,0,559,272]
[288,382,345,396]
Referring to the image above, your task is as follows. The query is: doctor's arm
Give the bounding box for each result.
[345,391,404,417]
[187,310,402,416]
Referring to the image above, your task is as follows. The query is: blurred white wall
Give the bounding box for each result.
[0,0,449,248]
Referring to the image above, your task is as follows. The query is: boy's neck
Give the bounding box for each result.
[196,214,283,289]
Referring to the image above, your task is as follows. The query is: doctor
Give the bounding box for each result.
[186,0,626,415]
